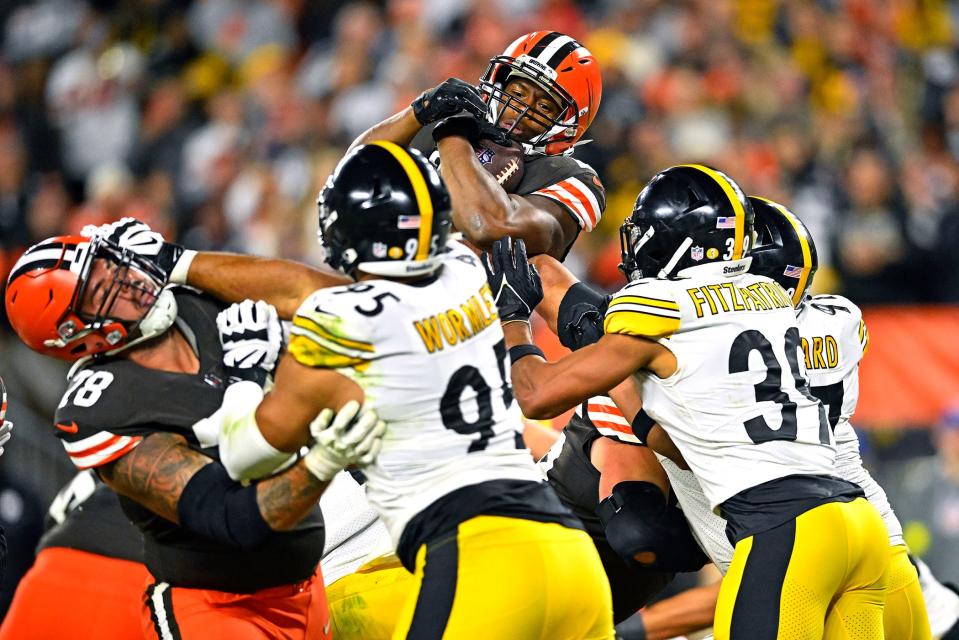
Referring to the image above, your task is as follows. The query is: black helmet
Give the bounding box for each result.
[317,142,452,278]
[748,196,818,307]
[619,164,755,281]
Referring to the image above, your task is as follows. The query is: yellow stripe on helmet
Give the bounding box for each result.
[679,164,746,260]
[754,196,812,307]
[369,141,433,261]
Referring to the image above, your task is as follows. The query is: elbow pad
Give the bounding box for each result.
[557,282,610,351]
[178,462,273,551]
[596,481,709,573]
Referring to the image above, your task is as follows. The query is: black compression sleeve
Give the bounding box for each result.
[178,462,273,551]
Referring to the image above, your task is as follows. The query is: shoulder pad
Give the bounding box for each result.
[54,364,146,468]
[803,294,868,357]
[443,240,481,265]
[604,279,681,340]
[519,156,605,232]
[289,286,378,370]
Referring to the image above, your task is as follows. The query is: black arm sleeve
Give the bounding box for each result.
[177,462,273,551]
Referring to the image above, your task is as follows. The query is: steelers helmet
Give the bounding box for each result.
[748,196,818,307]
[317,142,452,278]
[619,165,755,281]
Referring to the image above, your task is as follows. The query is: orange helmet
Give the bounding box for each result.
[4,235,175,361]
[480,31,602,156]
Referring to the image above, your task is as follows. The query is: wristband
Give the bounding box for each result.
[630,409,656,444]
[508,344,544,364]
[169,249,197,285]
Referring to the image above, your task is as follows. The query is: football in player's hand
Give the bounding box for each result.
[474,140,525,193]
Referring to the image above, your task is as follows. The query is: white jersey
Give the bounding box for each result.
[289,241,542,545]
[319,472,393,584]
[798,294,903,546]
[658,456,734,573]
[605,263,836,510]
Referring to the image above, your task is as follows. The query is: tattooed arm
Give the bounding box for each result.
[98,432,328,533]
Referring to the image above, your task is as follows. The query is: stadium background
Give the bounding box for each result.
[0,0,957,624]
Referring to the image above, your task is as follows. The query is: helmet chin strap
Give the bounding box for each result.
[657,237,694,279]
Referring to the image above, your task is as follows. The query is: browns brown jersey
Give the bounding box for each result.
[540,395,673,622]
[426,144,606,260]
[39,470,143,562]
[53,289,324,592]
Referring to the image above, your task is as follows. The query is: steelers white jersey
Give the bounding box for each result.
[319,471,394,584]
[797,294,903,545]
[605,263,835,510]
[289,241,542,544]
[796,294,868,446]
[658,455,734,573]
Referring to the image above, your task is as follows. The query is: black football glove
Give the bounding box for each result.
[432,113,513,147]
[82,218,185,282]
[597,481,710,573]
[557,282,611,351]
[483,237,543,323]
[412,78,487,126]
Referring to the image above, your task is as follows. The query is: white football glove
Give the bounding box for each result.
[0,420,11,457]
[303,401,386,482]
[217,300,283,384]
[82,217,165,255]
[80,217,194,283]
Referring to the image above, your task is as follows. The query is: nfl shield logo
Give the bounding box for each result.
[475,146,494,165]
[372,242,388,258]
[691,246,704,261]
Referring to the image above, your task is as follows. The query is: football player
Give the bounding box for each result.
[351,31,605,260]
[749,196,931,640]
[3,239,384,639]
[202,142,616,638]
[531,197,945,640]
[0,471,149,639]
[486,165,890,639]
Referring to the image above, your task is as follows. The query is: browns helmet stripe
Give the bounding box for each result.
[536,34,577,68]
[678,164,747,260]
[545,39,582,70]
[7,241,84,283]
[754,196,813,306]
[369,141,434,261]
[527,31,563,58]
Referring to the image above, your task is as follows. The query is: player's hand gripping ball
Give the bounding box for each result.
[474,139,525,193]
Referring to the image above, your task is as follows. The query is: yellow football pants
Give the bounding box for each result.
[714,497,890,640]
[883,544,932,640]
[392,515,614,640]
[327,554,415,640]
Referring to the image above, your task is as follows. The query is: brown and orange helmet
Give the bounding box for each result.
[480,31,602,156]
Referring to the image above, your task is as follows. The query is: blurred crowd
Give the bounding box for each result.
[0,0,958,611]
[0,0,957,309]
